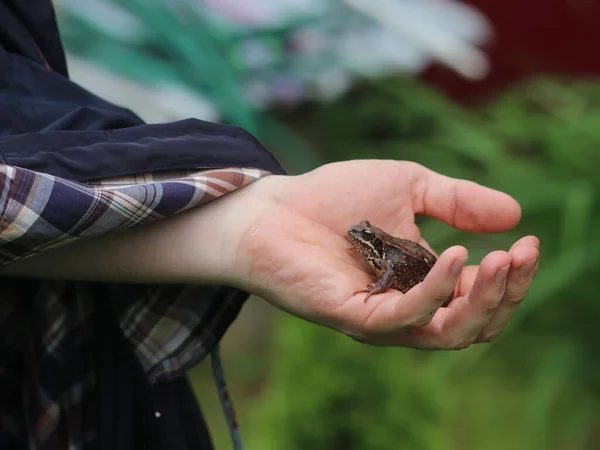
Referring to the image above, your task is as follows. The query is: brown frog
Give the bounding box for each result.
[347,220,452,304]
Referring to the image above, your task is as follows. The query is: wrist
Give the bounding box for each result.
[218,174,286,290]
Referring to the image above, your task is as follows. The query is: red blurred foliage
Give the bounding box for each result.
[421,0,600,104]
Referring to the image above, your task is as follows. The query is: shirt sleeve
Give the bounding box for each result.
[0,164,271,264]
[0,163,274,384]
[0,46,289,391]
[0,162,278,448]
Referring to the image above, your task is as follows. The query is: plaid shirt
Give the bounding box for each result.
[0,163,270,449]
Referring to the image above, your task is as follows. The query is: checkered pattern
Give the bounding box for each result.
[0,164,270,449]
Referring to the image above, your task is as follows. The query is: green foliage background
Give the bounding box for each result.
[238,76,600,450]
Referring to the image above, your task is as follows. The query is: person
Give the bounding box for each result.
[0,1,540,449]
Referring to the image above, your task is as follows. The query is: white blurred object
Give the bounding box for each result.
[201,0,326,27]
[343,0,491,80]
[66,55,221,123]
[57,0,493,112]
[335,25,431,77]
[202,0,492,81]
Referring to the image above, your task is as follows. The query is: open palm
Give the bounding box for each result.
[238,160,539,350]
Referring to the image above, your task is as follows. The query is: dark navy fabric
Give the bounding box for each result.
[0,46,284,180]
[0,1,285,449]
[0,0,68,75]
[0,0,284,180]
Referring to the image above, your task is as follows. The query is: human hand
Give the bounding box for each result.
[232,160,540,350]
[0,159,539,351]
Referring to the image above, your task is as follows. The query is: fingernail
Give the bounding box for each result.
[495,264,510,286]
[518,258,538,280]
[451,256,468,278]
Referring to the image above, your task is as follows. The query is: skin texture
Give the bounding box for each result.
[2,160,540,350]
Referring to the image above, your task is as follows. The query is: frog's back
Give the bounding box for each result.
[386,239,437,293]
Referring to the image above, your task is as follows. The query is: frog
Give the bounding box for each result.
[346,220,452,304]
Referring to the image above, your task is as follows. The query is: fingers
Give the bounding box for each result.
[475,237,540,343]
[510,235,540,250]
[455,236,540,297]
[359,246,468,335]
[401,238,539,350]
[376,250,511,349]
[346,236,540,350]
[398,246,468,319]
[431,250,512,348]
[412,164,522,233]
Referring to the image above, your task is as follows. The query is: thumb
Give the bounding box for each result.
[412,165,521,233]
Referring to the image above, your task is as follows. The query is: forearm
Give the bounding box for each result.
[0,184,261,286]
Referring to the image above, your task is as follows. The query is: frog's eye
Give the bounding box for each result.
[361,229,374,240]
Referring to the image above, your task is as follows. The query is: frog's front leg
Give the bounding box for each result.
[354,258,396,302]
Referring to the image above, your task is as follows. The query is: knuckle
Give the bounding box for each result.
[403,160,426,173]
